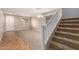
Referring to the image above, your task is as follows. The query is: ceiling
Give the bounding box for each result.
[1,8,57,17]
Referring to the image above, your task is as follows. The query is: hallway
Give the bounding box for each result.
[0,32,31,50]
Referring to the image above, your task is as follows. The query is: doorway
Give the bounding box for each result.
[5,15,15,31]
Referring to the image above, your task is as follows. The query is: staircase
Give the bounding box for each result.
[48,18,79,50]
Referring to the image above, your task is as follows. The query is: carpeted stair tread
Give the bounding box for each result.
[50,41,74,50]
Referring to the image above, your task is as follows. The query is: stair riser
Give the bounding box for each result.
[53,37,79,49]
[62,19,79,21]
[59,25,79,28]
[57,29,79,34]
[60,22,79,24]
[55,32,79,41]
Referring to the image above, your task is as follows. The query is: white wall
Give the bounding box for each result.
[0,9,4,41]
[62,8,79,19]
[31,17,45,31]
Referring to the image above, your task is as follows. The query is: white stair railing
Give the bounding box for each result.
[41,8,62,49]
